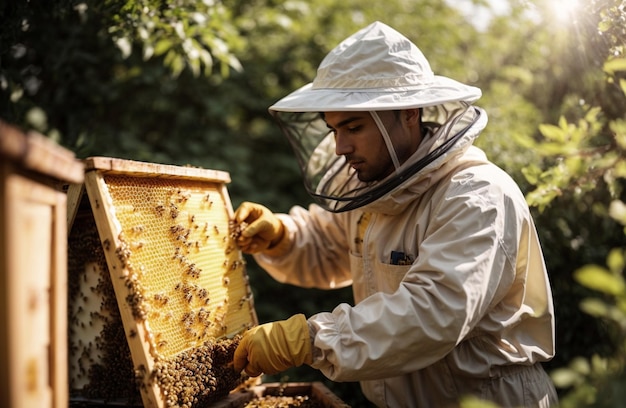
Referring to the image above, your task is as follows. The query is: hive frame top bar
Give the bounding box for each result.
[84,156,231,184]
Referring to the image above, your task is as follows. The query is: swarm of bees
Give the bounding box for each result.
[244,395,317,408]
[68,214,139,403]
[149,336,244,407]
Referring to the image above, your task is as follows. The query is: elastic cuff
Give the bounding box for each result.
[263,225,291,257]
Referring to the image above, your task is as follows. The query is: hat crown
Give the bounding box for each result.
[313,21,435,90]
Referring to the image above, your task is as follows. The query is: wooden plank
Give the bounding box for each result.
[84,156,231,184]
[50,189,69,408]
[210,382,351,408]
[3,173,65,408]
[0,120,84,184]
[66,183,84,231]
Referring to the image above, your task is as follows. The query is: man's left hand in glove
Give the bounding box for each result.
[233,314,313,377]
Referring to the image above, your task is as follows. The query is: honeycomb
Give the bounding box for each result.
[68,159,257,408]
[104,175,254,357]
[68,212,139,402]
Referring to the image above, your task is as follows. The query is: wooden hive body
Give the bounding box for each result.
[0,121,84,408]
[67,157,258,407]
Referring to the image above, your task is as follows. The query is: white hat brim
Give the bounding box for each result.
[269,75,481,113]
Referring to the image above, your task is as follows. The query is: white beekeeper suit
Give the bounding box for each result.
[255,21,558,407]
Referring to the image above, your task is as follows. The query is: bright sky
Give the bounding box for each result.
[449,0,582,30]
[449,0,511,31]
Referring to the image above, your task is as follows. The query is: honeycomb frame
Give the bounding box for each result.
[69,157,258,407]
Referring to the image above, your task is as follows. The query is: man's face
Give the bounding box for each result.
[324,111,412,182]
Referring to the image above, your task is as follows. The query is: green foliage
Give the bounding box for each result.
[551,248,626,407]
[106,0,244,77]
[519,1,626,405]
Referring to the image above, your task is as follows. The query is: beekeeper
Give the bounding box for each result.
[233,21,558,407]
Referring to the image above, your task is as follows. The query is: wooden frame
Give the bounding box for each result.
[69,157,257,407]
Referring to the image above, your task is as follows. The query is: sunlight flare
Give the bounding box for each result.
[549,0,581,23]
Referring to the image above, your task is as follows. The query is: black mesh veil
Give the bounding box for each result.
[271,105,482,213]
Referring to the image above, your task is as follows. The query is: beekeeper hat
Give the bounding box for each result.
[269,21,481,113]
[268,21,484,213]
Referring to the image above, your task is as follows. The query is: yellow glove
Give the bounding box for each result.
[234,201,286,254]
[233,314,312,377]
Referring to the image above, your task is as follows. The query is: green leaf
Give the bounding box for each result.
[609,200,626,226]
[154,39,173,57]
[574,265,626,295]
[521,163,541,185]
[614,160,626,178]
[539,123,567,143]
[551,366,584,388]
[580,297,610,318]
[604,58,626,74]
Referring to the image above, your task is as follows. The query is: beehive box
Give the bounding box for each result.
[67,157,258,407]
[215,382,351,408]
[0,120,85,408]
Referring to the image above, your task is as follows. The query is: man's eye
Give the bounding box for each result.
[347,126,362,133]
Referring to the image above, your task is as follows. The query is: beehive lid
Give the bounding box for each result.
[79,157,257,407]
[0,120,84,184]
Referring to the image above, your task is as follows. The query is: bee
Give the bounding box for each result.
[154,293,169,305]
[155,205,166,217]
[169,203,179,219]
[238,295,250,309]
[175,189,191,203]
[181,311,191,323]
[197,288,208,299]
[202,194,213,208]
[170,224,185,234]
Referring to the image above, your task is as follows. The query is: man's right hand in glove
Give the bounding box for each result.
[234,202,286,254]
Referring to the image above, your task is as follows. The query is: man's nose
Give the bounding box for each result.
[335,132,353,156]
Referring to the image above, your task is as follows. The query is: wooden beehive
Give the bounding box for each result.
[0,121,85,408]
[67,157,258,407]
[214,382,351,408]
